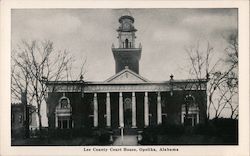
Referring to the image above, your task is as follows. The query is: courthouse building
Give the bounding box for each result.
[46,15,207,131]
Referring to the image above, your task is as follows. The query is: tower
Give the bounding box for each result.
[112,15,142,74]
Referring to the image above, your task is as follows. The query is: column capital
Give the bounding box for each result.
[132,92,135,96]
[119,92,123,97]
[157,92,161,96]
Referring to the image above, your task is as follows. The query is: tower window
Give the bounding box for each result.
[125,39,129,48]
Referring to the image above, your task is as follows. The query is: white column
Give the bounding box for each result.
[55,115,58,128]
[157,92,162,124]
[181,112,184,124]
[144,92,149,127]
[197,113,199,124]
[119,92,124,127]
[93,93,98,127]
[67,119,69,129]
[72,120,74,128]
[106,92,111,127]
[132,92,136,128]
[60,120,63,129]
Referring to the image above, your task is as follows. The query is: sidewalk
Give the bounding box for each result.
[112,135,138,146]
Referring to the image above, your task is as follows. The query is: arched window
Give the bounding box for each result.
[124,98,132,110]
[181,94,199,126]
[125,39,129,48]
[55,93,73,129]
[61,98,69,108]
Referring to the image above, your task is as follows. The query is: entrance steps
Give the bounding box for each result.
[113,128,139,136]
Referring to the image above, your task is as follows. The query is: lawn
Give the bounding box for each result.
[12,136,100,146]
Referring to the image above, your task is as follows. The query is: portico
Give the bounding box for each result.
[91,90,162,128]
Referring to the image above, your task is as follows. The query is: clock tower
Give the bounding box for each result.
[112,15,142,74]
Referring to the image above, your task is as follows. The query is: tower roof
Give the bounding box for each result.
[119,15,134,23]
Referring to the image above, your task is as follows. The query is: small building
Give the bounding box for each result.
[11,103,37,138]
[45,15,207,133]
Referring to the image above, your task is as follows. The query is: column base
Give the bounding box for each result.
[106,126,111,129]
[131,126,137,128]
[92,127,99,130]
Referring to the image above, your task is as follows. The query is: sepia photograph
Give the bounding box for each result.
[10,8,239,146]
[0,0,249,156]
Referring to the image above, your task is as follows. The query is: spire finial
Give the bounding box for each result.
[122,9,132,17]
[170,74,174,80]
[80,74,83,81]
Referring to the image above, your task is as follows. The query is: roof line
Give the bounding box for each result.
[45,78,207,85]
[104,68,150,82]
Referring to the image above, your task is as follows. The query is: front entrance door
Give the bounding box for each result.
[124,109,132,127]
[124,98,132,128]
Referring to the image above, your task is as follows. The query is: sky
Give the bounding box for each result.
[12,8,237,81]
[11,9,238,126]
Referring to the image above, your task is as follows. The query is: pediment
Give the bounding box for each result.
[105,69,150,83]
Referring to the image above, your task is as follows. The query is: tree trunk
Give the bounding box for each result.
[21,92,30,138]
[38,110,42,131]
[25,104,30,138]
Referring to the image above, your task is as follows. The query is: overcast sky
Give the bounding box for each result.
[11,9,238,126]
[12,8,237,82]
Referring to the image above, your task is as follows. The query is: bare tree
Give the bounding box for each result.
[184,40,218,121]
[11,40,74,132]
[184,35,238,120]
[224,31,238,68]
[223,31,238,119]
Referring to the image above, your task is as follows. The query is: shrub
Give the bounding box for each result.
[71,127,93,137]
[194,118,238,144]
[194,123,217,136]
[211,118,238,144]
[158,124,185,135]
[140,124,185,145]
[211,118,238,135]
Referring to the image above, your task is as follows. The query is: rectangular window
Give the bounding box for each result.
[62,120,68,129]
[58,119,61,128]
[184,113,197,126]
[58,116,71,129]
[19,115,22,123]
